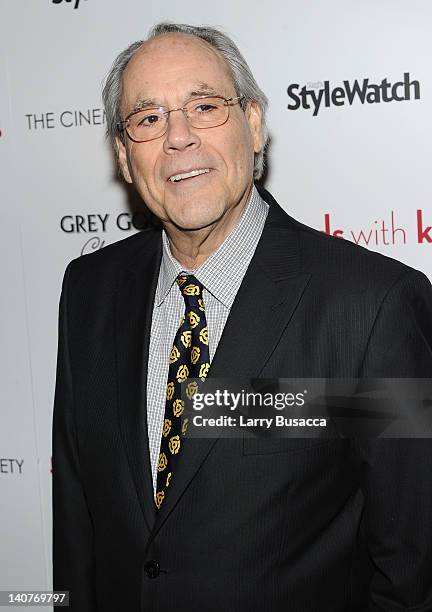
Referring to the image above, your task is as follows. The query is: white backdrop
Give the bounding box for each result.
[1,1,431,608]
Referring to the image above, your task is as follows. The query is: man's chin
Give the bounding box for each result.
[170,215,222,233]
[165,206,226,233]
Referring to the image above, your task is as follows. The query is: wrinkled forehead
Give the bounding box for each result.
[120,33,236,112]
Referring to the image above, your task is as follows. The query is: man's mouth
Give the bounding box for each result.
[168,168,210,182]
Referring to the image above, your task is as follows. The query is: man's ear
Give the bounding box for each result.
[115,135,133,184]
[245,100,263,154]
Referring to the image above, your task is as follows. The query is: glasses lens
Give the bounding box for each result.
[186,97,228,128]
[128,108,167,142]
[125,97,232,142]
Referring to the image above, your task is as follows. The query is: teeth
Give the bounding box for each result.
[169,168,210,182]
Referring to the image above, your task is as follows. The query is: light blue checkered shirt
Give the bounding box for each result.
[146,185,269,493]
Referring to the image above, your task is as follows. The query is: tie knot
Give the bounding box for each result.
[176,274,203,300]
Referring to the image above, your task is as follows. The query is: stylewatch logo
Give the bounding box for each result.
[287,73,420,116]
[52,0,87,8]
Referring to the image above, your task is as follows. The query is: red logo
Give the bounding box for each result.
[323,210,431,245]
[322,211,407,245]
[417,210,432,243]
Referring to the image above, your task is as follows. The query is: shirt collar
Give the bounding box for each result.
[156,184,269,308]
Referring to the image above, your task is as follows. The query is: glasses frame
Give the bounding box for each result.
[117,95,244,143]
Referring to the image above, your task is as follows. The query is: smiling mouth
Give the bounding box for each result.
[168,168,210,182]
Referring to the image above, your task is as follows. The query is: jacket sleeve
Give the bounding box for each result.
[52,263,97,611]
[355,269,432,611]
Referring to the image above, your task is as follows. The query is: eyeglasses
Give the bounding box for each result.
[117,95,244,143]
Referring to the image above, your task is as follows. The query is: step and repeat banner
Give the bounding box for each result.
[1,0,431,606]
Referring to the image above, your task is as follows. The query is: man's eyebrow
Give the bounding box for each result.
[187,83,220,97]
[131,84,222,112]
[132,97,159,112]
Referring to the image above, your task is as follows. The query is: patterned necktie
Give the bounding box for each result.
[155,274,210,510]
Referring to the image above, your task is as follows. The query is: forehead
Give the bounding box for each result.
[121,33,235,110]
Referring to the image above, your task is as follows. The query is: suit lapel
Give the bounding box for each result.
[115,230,162,532]
[152,191,311,534]
[210,187,311,378]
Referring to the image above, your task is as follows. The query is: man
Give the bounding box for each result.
[53,22,432,611]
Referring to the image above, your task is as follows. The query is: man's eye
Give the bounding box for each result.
[194,103,218,113]
[138,114,161,126]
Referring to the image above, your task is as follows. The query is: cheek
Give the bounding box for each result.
[128,149,160,190]
[231,122,254,163]
[228,135,254,176]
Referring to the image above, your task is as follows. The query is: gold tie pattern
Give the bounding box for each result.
[155,275,210,510]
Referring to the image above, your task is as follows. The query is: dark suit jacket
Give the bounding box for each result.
[52,186,432,611]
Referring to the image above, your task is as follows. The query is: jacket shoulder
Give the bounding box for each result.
[260,185,427,289]
[68,225,159,270]
[62,227,161,296]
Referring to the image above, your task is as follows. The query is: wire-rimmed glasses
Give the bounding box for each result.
[117,95,244,143]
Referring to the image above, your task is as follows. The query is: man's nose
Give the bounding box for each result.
[163,109,201,153]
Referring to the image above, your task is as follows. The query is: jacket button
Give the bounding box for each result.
[145,560,160,579]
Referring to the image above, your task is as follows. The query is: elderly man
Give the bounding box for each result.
[53,22,432,611]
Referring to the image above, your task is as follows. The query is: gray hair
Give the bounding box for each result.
[102,22,268,179]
